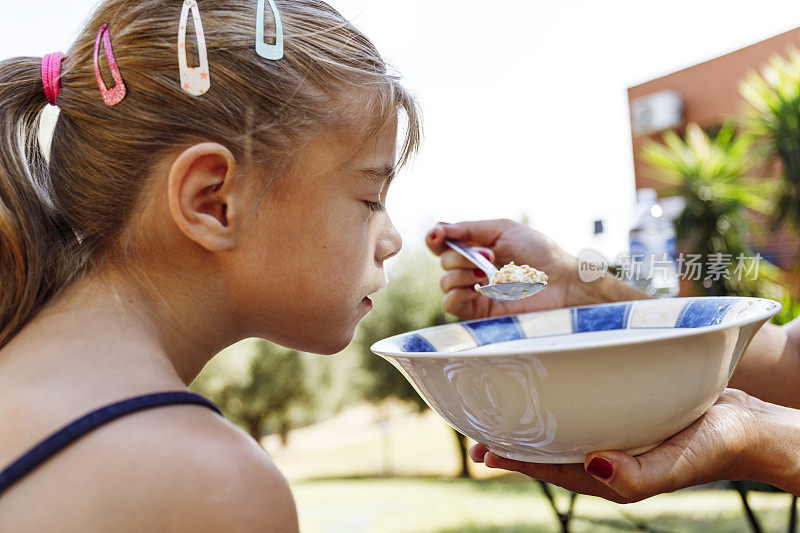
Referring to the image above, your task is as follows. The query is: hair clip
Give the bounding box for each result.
[178,0,211,96]
[256,0,284,60]
[93,23,127,106]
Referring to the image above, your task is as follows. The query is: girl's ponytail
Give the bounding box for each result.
[0,57,81,349]
[0,0,422,350]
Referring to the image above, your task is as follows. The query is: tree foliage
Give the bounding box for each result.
[740,47,800,233]
[355,249,453,410]
[640,123,781,295]
[354,250,473,477]
[190,339,314,443]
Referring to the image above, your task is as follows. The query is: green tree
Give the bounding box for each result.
[737,48,800,322]
[640,123,779,296]
[191,339,314,444]
[740,47,800,234]
[355,249,475,478]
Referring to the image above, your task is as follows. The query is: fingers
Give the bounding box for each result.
[473,427,735,504]
[426,220,514,256]
[581,450,685,502]
[440,249,495,271]
[444,219,515,246]
[442,288,481,319]
[469,390,747,504]
[432,235,495,318]
[441,269,486,294]
[469,443,634,504]
[488,453,632,503]
[581,390,755,500]
[470,442,490,462]
[425,223,450,256]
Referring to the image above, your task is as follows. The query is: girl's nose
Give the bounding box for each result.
[376,216,402,263]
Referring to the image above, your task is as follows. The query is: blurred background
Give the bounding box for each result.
[7,0,800,531]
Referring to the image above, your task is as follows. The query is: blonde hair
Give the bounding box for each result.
[0,0,421,349]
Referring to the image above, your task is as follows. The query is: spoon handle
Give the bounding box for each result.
[444,239,499,278]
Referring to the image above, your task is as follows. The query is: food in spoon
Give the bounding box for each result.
[490,261,548,285]
[473,261,549,298]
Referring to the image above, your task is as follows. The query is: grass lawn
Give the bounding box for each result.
[291,478,796,533]
[263,403,797,533]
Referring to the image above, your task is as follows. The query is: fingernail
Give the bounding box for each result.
[586,457,614,480]
[483,452,493,468]
[477,250,492,261]
[438,221,451,226]
[473,268,487,278]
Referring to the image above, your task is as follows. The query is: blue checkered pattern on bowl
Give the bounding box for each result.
[384,297,779,354]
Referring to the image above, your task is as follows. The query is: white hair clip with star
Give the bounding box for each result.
[178,0,211,96]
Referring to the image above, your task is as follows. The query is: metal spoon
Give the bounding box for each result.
[444,238,546,302]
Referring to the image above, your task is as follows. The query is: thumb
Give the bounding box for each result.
[426,221,504,259]
[441,219,515,248]
[584,449,685,502]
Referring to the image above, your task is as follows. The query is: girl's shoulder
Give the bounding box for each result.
[0,398,298,532]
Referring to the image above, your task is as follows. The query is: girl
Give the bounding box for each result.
[0,0,419,530]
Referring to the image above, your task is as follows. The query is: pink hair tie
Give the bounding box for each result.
[41,52,65,106]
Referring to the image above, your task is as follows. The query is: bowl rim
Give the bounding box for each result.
[370,296,781,358]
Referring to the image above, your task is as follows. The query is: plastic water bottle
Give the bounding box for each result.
[628,188,680,297]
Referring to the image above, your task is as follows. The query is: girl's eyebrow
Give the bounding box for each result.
[357,164,396,185]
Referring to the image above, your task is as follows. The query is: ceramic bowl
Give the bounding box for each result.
[371,296,780,463]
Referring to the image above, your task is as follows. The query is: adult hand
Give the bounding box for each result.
[426,219,649,320]
[425,219,578,319]
[470,389,790,503]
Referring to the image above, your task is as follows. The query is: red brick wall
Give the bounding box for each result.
[628,27,800,270]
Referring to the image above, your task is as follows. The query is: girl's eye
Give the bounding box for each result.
[364,201,385,212]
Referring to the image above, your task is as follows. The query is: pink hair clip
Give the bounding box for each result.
[178,0,211,96]
[93,23,127,106]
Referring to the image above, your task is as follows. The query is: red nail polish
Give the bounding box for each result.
[477,250,492,261]
[586,457,613,480]
[428,229,438,241]
[473,268,487,278]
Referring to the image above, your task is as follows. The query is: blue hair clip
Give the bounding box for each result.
[256,0,284,60]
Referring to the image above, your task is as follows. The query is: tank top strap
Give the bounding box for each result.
[0,391,224,498]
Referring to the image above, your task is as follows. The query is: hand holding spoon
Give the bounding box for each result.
[444,238,546,302]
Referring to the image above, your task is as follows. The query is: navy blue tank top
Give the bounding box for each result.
[0,391,223,498]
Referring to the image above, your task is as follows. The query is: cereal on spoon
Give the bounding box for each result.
[490,261,548,285]
[474,261,548,297]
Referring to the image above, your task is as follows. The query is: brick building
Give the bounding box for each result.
[627,27,800,269]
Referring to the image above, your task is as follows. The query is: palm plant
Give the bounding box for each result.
[740,47,800,232]
[640,123,779,295]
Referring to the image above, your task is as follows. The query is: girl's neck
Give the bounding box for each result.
[0,267,232,395]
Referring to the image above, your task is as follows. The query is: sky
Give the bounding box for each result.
[1,0,799,258]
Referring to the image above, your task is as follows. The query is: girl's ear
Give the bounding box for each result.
[167,142,239,252]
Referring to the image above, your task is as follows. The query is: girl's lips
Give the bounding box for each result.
[362,296,373,308]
